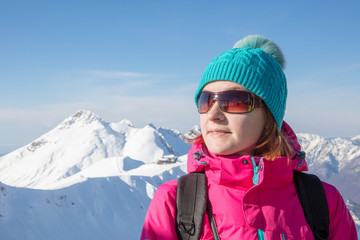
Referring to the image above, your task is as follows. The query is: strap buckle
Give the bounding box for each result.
[178,221,195,235]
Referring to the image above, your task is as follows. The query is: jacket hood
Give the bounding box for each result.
[187,121,308,182]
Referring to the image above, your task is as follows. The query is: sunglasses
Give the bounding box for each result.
[197,90,265,114]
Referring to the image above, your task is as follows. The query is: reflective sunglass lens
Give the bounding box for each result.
[197,90,256,114]
[197,92,211,113]
[220,101,251,113]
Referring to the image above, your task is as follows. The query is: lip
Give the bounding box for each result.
[207,129,231,137]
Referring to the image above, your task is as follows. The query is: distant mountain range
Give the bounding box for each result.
[297,133,360,203]
[0,110,358,239]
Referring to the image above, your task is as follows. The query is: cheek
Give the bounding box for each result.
[231,111,266,141]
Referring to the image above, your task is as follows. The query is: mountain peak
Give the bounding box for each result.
[57,110,104,130]
[351,135,360,145]
[146,123,156,129]
[118,119,133,127]
[184,125,201,139]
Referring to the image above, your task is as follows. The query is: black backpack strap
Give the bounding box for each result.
[206,199,220,240]
[293,171,329,240]
[176,172,208,240]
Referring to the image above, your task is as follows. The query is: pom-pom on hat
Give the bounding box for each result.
[195,35,287,129]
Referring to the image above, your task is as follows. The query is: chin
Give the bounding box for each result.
[207,144,255,156]
[207,146,237,156]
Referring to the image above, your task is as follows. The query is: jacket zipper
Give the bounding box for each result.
[257,229,265,240]
[251,157,265,240]
[251,157,262,186]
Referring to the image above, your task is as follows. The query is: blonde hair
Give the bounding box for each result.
[185,107,293,160]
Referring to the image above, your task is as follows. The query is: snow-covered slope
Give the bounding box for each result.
[0,162,187,239]
[0,111,359,239]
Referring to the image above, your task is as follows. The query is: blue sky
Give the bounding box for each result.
[1,0,360,154]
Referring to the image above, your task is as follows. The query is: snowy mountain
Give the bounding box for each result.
[0,110,190,239]
[0,110,189,189]
[0,110,359,239]
[297,133,360,203]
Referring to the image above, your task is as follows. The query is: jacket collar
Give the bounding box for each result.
[186,121,308,189]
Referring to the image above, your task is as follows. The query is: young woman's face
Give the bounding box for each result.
[200,81,266,156]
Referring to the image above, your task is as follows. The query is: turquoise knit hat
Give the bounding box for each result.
[195,35,287,129]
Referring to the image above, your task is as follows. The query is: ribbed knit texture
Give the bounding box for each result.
[195,48,287,129]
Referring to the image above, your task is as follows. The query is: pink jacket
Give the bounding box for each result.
[141,123,358,239]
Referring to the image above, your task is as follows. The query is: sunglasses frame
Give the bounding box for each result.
[197,90,265,114]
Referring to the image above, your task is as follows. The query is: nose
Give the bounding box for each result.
[207,101,225,121]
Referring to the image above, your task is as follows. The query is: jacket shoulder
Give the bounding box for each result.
[149,179,178,207]
[140,179,179,240]
[156,179,178,196]
[321,181,358,239]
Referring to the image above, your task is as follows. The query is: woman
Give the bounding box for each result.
[140,35,357,239]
